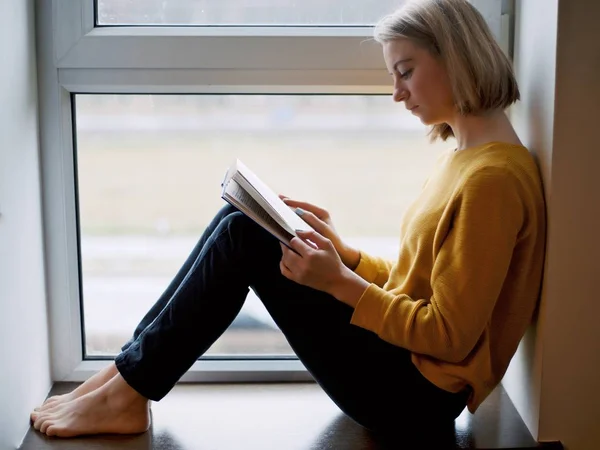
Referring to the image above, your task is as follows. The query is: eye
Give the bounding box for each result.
[399,69,413,80]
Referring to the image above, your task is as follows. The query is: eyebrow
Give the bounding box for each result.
[390,58,413,74]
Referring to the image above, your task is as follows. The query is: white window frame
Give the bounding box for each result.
[37,0,510,383]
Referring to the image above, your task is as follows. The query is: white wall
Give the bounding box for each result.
[502,0,558,439]
[0,1,51,449]
[504,1,600,449]
[537,0,600,448]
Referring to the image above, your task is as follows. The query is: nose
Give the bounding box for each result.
[392,81,408,103]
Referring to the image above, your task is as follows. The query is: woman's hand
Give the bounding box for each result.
[279,196,361,270]
[279,230,346,295]
[279,230,370,307]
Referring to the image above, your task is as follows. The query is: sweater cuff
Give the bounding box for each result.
[354,252,386,284]
[350,283,394,334]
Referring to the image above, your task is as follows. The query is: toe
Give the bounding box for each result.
[32,405,54,423]
[33,413,47,431]
[45,424,58,437]
[40,419,53,435]
[46,422,71,438]
[39,404,52,413]
[40,400,57,411]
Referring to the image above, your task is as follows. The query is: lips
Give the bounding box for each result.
[408,106,419,111]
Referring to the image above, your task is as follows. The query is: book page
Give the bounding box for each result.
[222,179,293,245]
[233,159,314,235]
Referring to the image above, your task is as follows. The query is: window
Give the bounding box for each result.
[97,0,402,26]
[75,93,447,358]
[38,0,509,382]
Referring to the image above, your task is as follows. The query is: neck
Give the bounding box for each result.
[447,109,522,151]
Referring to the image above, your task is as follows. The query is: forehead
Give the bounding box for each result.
[382,39,423,66]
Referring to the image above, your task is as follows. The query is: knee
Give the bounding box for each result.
[222,211,256,234]
[220,211,276,249]
[218,203,240,218]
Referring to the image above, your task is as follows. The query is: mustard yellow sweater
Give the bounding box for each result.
[350,142,546,413]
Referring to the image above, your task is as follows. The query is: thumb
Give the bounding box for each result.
[295,229,330,250]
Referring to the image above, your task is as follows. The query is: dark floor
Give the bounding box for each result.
[21,382,542,450]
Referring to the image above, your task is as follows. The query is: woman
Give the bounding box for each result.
[31,0,546,439]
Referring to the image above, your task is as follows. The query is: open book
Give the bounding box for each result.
[221,159,314,247]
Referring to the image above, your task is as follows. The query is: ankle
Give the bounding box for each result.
[103,375,149,409]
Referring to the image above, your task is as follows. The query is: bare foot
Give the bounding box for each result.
[30,373,150,437]
[35,363,119,412]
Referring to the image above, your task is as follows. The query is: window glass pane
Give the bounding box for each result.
[96,0,404,26]
[75,94,452,358]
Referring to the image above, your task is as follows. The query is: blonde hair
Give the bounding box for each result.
[374,0,520,141]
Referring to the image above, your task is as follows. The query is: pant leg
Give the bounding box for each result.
[246,221,469,432]
[115,210,467,433]
[115,208,254,401]
[120,203,239,352]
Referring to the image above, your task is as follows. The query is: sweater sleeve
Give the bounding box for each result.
[350,167,524,363]
[353,251,394,288]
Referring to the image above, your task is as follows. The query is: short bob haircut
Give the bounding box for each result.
[374,0,520,142]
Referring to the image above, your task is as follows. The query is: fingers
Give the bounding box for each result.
[295,230,331,250]
[294,208,331,235]
[279,260,293,279]
[284,238,314,258]
[279,242,307,280]
[279,196,329,220]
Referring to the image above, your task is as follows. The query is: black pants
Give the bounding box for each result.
[115,204,468,434]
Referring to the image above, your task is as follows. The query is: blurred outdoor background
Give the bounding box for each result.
[76,94,453,358]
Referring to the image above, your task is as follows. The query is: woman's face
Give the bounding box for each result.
[382,39,455,126]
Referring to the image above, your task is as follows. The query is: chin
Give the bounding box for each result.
[420,115,445,126]
[413,111,432,125]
